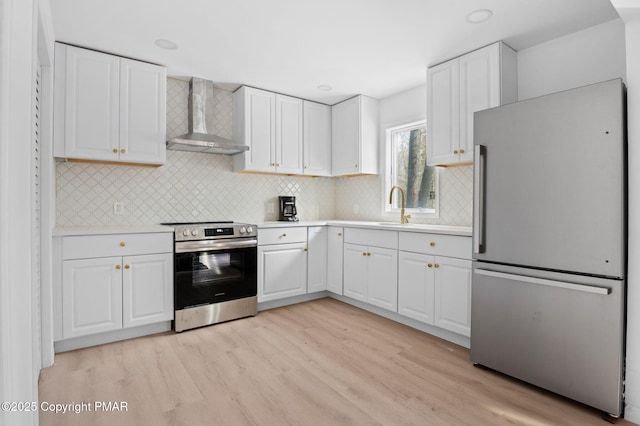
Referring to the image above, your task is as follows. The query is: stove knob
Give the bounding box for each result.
[191,228,199,236]
[182,229,190,237]
[239,226,247,234]
[247,226,254,234]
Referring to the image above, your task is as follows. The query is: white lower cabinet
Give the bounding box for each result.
[343,228,398,312]
[434,256,472,336]
[397,231,472,337]
[307,226,328,293]
[326,227,344,294]
[63,257,123,338]
[56,232,174,342]
[257,226,308,302]
[398,251,436,324]
[122,253,174,328]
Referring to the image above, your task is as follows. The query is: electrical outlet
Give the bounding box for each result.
[267,203,275,214]
[113,202,125,215]
[353,204,359,214]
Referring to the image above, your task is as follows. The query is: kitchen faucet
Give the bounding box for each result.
[389,186,411,224]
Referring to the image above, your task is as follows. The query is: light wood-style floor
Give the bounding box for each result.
[39,298,629,425]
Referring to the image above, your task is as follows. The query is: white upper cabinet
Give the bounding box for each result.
[427,42,517,166]
[331,95,378,176]
[303,101,331,176]
[233,86,277,172]
[275,94,304,174]
[119,58,167,164]
[54,43,166,165]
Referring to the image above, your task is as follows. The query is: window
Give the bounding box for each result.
[384,120,438,218]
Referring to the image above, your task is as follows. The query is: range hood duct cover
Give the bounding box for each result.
[166,78,249,155]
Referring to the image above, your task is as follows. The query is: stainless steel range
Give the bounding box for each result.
[162,221,258,332]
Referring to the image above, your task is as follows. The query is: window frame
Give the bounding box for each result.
[382,120,439,219]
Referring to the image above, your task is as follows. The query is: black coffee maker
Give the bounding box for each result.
[279,196,298,222]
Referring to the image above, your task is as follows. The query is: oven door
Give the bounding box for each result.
[174,239,257,310]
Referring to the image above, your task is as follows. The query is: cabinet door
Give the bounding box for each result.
[303,101,331,176]
[119,58,167,165]
[244,87,276,172]
[332,97,361,176]
[367,246,398,312]
[326,227,344,294]
[398,251,435,324]
[275,94,304,174]
[258,243,307,302]
[343,243,367,302]
[62,257,123,339]
[427,59,460,166]
[307,227,328,293]
[122,253,173,328]
[434,257,472,336]
[459,44,500,163]
[64,45,120,161]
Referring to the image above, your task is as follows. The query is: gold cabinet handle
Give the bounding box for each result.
[453,150,459,154]
[304,165,308,169]
[115,264,121,270]
[281,233,286,238]
[337,233,342,236]
[367,252,371,256]
[355,164,359,168]
[460,149,465,154]
[304,248,308,252]
[113,149,118,153]
[427,263,433,268]
[121,149,126,154]
[434,263,440,268]
[362,252,367,256]
[124,264,130,269]
[430,242,435,247]
[120,242,126,247]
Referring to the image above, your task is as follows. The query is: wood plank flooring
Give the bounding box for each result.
[39,298,629,425]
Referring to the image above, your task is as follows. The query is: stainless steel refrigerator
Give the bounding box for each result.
[470,79,626,417]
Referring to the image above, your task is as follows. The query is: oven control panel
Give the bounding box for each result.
[170,223,257,242]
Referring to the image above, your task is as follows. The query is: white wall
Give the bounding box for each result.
[517,18,626,100]
[610,3,640,423]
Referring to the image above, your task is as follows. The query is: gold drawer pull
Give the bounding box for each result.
[113,149,118,153]
[337,233,342,236]
[367,252,371,256]
[453,150,459,154]
[434,263,440,268]
[121,149,126,154]
[124,264,130,269]
[430,242,435,247]
[115,265,121,270]
[460,149,465,154]
[281,233,287,238]
[120,242,126,247]
[427,263,433,268]
[304,248,308,252]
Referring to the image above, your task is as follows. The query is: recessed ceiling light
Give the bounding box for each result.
[317,85,333,92]
[154,39,178,50]
[466,9,493,24]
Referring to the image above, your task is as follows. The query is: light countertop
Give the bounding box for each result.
[53,221,472,237]
[52,225,175,236]
[258,220,472,237]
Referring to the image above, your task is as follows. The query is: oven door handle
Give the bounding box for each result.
[175,238,257,253]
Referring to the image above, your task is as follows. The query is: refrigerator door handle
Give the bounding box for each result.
[474,144,486,253]
[474,269,611,295]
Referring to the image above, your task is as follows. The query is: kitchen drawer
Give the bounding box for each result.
[63,233,173,260]
[258,227,307,246]
[399,232,471,259]
[344,228,398,249]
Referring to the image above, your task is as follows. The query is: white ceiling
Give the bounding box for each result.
[51,0,619,104]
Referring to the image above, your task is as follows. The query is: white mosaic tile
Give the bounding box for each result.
[55,78,472,227]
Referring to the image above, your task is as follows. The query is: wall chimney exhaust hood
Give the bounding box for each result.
[166,78,249,155]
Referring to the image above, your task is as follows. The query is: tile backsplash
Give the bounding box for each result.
[55,78,472,227]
